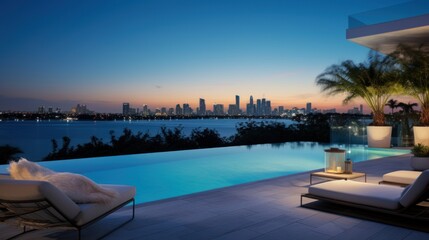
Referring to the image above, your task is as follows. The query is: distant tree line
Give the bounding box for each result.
[43,114,330,161]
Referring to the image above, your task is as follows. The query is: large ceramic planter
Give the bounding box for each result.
[413,126,429,146]
[367,126,392,148]
[410,156,429,171]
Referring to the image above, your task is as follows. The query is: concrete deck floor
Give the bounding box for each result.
[2,153,429,240]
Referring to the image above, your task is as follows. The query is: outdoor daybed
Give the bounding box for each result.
[301,169,429,220]
[0,178,135,240]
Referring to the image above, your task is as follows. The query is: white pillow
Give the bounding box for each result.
[8,158,117,204]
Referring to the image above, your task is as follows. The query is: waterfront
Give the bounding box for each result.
[0,118,294,161]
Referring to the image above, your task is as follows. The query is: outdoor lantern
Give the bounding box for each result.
[324,148,346,173]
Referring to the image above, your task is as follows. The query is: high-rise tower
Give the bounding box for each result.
[199,98,206,115]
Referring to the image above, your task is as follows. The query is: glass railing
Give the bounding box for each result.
[330,114,417,147]
[349,0,429,29]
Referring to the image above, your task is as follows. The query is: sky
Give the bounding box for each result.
[0,0,412,113]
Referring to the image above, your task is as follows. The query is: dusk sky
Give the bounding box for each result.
[0,0,410,113]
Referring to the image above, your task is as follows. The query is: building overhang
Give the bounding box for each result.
[347,5,429,54]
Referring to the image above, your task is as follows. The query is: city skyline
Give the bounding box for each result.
[0,0,410,113]
[31,94,366,117]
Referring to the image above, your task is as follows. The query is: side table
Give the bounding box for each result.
[310,171,366,185]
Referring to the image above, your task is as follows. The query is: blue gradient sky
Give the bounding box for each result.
[0,0,410,113]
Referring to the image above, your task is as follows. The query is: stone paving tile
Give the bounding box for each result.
[245,214,300,234]
[367,225,413,240]
[253,222,331,240]
[297,211,341,227]
[213,229,262,240]
[403,231,429,240]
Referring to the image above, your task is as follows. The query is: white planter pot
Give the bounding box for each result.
[410,156,429,171]
[413,126,429,146]
[367,126,392,148]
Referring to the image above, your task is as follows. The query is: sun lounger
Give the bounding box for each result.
[380,170,422,186]
[301,169,429,219]
[0,179,135,240]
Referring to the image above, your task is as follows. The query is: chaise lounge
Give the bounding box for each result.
[301,169,429,220]
[0,178,135,240]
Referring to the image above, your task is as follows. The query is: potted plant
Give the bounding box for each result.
[316,51,401,148]
[410,144,429,170]
[393,44,429,146]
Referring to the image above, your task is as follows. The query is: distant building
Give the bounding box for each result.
[347,107,361,114]
[228,104,238,115]
[306,102,312,114]
[213,104,224,115]
[168,108,174,115]
[279,106,284,115]
[322,108,337,114]
[246,95,255,116]
[256,99,262,116]
[360,104,363,114]
[175,104,182,115]
[123,103,130,115]
[38,106,45,114]
[235,95,240,114]
[199,98,206,115]
[142,105,149,116]
[161,107,167,115]
[265,100,271,115]
[183,103,192,116]
[72,104,92,115]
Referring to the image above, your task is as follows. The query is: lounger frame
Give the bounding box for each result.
[0,197,135,240]
[301,193,429,220]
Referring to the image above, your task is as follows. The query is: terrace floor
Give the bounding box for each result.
[2,153,429,240]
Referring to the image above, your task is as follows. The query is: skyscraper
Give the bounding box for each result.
[266,100,271,115]
[123,103,130,115]
[256,99,262,116]
[235,95,240,113]
[306,102,312,114]
[199,98,206,115]
[183,103,192,116]
[213,104,224,115]
[175,104,182,115]
[261,98,266,115]
[142,105,149,116]
[246,95,254,116]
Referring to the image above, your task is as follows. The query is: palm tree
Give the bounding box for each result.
[385,99,398,115]
[393,44,429,125]
[316,51,401,126]
[397,102,418,114]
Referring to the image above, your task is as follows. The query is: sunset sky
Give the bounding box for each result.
[0,0,410,113]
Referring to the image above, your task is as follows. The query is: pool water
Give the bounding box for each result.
[0,142,409,204]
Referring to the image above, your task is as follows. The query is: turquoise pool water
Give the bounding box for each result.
[0,142,409,204]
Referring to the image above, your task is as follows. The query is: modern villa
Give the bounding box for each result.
[2,1,429,240]
[347,0,429,54]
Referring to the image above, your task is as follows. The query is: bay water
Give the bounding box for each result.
[0,118,294,161]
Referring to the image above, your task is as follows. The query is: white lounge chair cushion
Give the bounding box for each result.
[0,179,81,220]
[399,169,429,207]
[308,180,404,210]
[382,170,421,185]
[73,184,136,226]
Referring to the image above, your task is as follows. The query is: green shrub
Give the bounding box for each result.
[411,144,429,157]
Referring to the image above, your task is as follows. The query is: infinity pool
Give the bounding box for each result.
[0,142,409,204]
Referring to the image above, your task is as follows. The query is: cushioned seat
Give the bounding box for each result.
[382,170,421,185]
[308,180,403,210]
[302,169,429,218]
[0,179,135,239]
[75,184,136,226]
